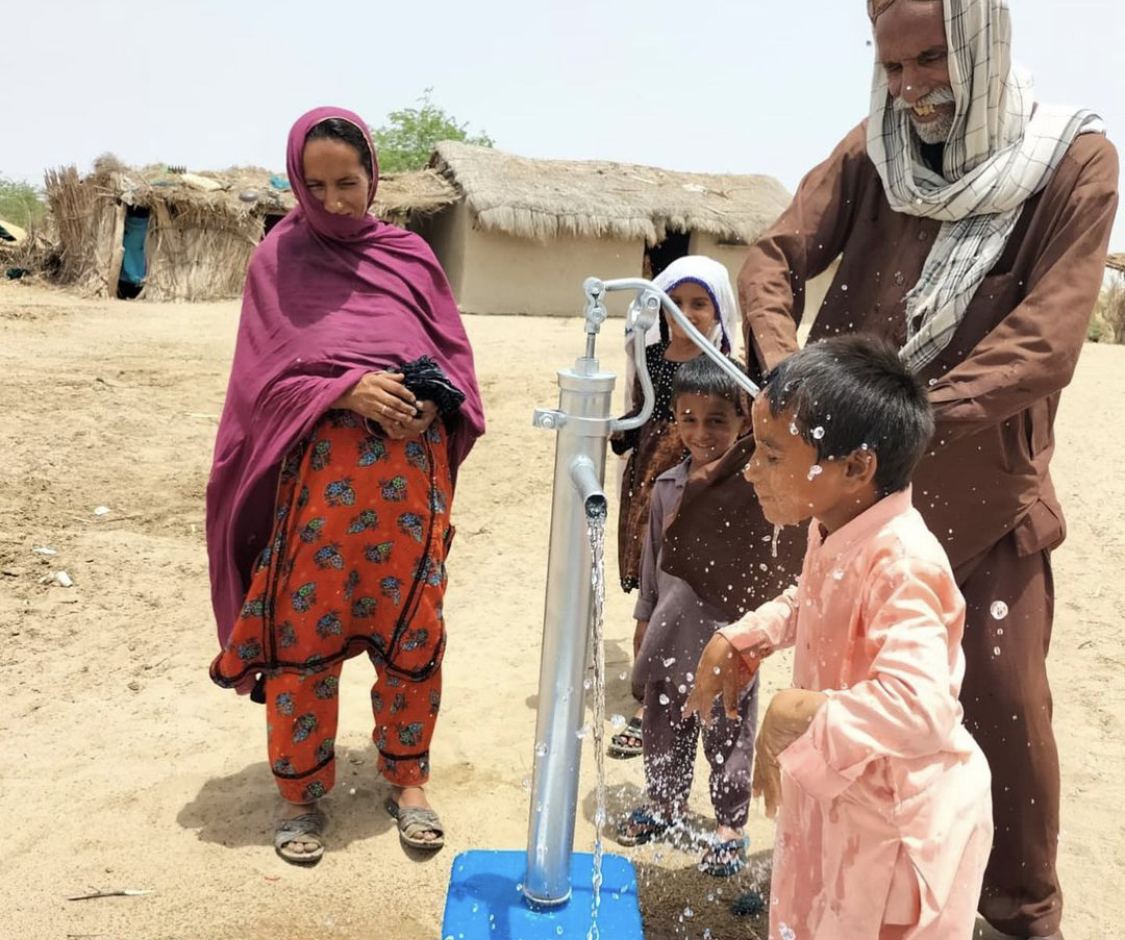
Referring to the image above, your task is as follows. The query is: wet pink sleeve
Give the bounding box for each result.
[719,585,800,658]
[779,558,963,802]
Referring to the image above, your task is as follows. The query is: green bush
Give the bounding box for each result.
[370,89,493,173]
[0,174,47,229]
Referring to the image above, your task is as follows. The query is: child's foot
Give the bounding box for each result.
[607,706,645,758]
[386,785,444,849]
[700,825,746,877]
[274,801,325,864]
[615,804,672,847]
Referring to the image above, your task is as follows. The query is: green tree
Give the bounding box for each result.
[0,174,47,229]
[370,89,494,173]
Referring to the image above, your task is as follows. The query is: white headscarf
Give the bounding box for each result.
[866,0,1105,372]
[623,255,740,410]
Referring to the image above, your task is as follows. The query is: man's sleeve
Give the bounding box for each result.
[740,122,870,374]
[927,135,1120,444]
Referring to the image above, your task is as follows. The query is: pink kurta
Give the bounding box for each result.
[722,488,992,940]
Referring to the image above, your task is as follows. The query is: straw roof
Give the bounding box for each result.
[66,157,456,227]
[1107,253,1125,275]
[429,141,791,245]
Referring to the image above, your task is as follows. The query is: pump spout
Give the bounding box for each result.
[570,456,607,521]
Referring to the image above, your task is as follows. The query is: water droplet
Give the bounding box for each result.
[583,677,592,691]
[662,656,677,667]
[780,925,797,940]
[807,464,823,481]
[683,906,695,918]
[840,284,848,292]
[535,741,548,757]
[556,928,564,937]
[789,421,800,436]
[471,903,479,914]
[996,627,1004,636]
[677,683,687,694]
[713,666,722,675]
[993,646,1002,656]
[811,426,825,439]
[658,693,671,705]
[832,567,845,581]
[610,713,627,731]
[521,775,530,790]
[576,725,589,740]
[714,753,725,765]
[685,671,694,682]
[990,600,1008,620]
[928,378,938,386]
[618,670,628,681]
[349,787,356,795]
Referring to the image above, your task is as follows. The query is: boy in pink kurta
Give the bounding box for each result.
[687,336,992,940]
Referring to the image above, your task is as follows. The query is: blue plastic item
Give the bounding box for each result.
[442,850,643,940]
[269,174,291,191]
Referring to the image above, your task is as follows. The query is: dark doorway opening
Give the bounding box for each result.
[263,213,285,237]
[646,230,691,280]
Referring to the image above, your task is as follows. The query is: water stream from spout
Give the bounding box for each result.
[587,513,608,940]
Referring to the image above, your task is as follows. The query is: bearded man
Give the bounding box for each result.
[665,1,1118,937]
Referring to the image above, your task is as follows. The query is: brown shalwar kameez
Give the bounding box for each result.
[713,121,1116,938]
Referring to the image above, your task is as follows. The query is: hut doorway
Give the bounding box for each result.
[646,230,690,279]
[117,205,150,299]
[263,213,286,237]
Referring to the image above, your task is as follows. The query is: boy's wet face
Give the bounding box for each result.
[674,392,746,468]
[667,282,718,342]
[743,396,851,528]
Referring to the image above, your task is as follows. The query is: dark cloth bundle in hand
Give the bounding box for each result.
[399,355,466,416]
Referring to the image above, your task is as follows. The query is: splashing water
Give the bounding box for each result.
[587,514,608,940]
[990,600,1009,620]
[807,464,823,482]
[771,525,781,559]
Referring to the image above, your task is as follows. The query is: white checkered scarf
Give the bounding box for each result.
[866,0,1105,372]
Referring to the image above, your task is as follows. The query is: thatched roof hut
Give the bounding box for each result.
[429,140,791,245]
[414,141,792,317]
[44,158,456,302]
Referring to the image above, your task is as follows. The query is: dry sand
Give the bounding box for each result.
[1,279,1122,940]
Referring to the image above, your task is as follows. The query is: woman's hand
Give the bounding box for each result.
[684,633,760,725]
[752,688,828,818]
[381,400,438,440]
[333,372,417,423]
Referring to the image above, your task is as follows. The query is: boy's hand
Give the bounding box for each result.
[633,620,649,658]
[752,688,828,818]
[684,633,759,726]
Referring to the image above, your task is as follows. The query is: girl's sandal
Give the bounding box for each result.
[385,796,445,851]
[607,716,644,758]
[615,806,671,847]
[700,836,747,877]
[274,808,326,865]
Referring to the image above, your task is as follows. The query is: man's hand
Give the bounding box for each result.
[684,633,760,726]
[752,687,828,818]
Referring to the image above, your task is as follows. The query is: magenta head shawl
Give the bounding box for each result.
[206,106,484,650]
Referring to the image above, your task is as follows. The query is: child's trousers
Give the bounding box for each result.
[642,674,759,828]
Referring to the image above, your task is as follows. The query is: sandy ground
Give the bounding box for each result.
[1,278,1123,940]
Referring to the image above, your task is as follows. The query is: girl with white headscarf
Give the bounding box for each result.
[607,254,741,759]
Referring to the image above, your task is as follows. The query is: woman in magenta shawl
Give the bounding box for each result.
[206,107,484,863]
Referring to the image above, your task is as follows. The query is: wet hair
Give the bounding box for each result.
[763,334,933,496]
[672,354,748,415]
[304,118,375,179]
